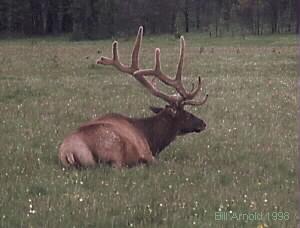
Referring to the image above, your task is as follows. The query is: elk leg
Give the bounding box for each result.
[111,160,124,169]
[139,154,157,166]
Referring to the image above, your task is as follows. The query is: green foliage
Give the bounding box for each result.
[0,33,297,227]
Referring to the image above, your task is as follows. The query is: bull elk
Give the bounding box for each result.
[59,26,208,168]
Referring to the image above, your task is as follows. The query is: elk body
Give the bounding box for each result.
[59,27,208,168]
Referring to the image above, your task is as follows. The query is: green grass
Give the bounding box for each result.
[0,33,297,228]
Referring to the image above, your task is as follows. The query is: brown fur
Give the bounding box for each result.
[59,114,155,168]
[58,107,206,168]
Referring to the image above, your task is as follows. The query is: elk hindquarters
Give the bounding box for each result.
[59,119,154,168]
[58,134,97,167]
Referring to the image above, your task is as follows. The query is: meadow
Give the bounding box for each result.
[0,33,298,227]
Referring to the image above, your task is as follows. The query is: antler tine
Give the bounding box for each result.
[175,38,208,106]
[174,37,208,102]
[173,36,188,97]
[112,41,119,62]
[133,48,182,106]
[133,48,179,88]
[175,37,184,81]
[154,48,161,72]
[186,76,202,99]
[96,26,143,74]
[138,48,175,86]
[182,94,208,106]
[131,26,143,71]
[153,37,188,98]
[134,36,197,101]
[181,76,208,107]
[133,75,179,105]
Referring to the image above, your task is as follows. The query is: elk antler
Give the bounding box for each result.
[96,27,142,74]
[96,26,208,107]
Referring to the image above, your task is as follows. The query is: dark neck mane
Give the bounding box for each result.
[129,112,177,156]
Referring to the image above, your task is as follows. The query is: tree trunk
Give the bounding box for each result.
[297,0,300,33]
[71,0,85,40]
[7,1,13,33]
[184,0,189,33]
[215,15,219,37]
[108,0,115,37]
[184,11,189,32]
[256,0,260,35]
[195,0,200,30]
[170,11,177,34]
[298,57,300,228]
[57,0,64,33]
[41,0,49,34]
[126,0,131,36]
[270,0,279,33]
[260,22,264,35]
[214,0,222,37]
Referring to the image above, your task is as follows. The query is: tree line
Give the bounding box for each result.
[0,0,298,40]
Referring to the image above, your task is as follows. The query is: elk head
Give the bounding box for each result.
[96,26,208,135]
[149,105,206,136]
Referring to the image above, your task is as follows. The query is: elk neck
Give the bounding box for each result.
[130,111,178,156]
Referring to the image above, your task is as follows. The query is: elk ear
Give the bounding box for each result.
[149,106,163,114]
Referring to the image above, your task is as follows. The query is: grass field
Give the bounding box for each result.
[0,33,298,227]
